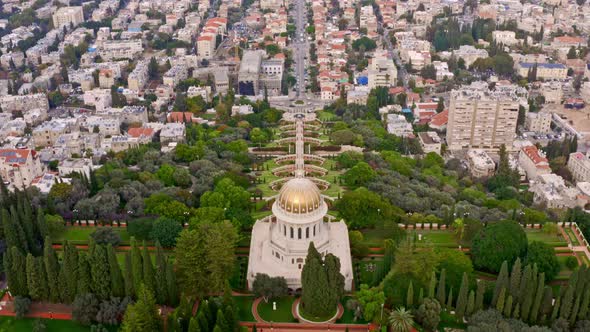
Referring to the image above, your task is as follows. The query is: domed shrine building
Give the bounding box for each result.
[247,113,353,292]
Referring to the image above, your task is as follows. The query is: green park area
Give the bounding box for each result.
[0,317,117,332]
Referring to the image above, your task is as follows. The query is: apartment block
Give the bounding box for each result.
[447,82,525,151]
[525,112,552,133]
[52,6,84,28]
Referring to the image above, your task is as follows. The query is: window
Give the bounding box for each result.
[306,227,309,239]
[313,225,316,236]
[298,228,302,239]
[290,227,294,239]
[283,225,286,236]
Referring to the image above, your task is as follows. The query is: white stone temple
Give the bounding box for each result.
[247,113,353,292]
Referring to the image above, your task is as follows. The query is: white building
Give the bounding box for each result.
[467,149,495,178]
[52,6,84,28]
[386,114,413,137]
[525,112,552,133]
[518,145,551,180]
[568,152,590,183]
[418,131,442,155]
[368,54,397,89]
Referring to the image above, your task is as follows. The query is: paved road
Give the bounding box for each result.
[292,0,307,98]
[379,25,408,88]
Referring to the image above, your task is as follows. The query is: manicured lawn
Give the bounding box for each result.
[354,259,383,288]
[299,305,337,322]
[257,297,296,322]
[234,296,256,322]
[0,317,118,332]
[525,230,567,247]
[55,227,130,245]
[413,230,458,247]
[565,228,581,246]
[229,256,249,291]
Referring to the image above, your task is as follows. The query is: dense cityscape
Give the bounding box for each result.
[1,0,590,331]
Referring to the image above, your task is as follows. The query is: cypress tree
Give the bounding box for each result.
[446,287,454,310]
[428,271,437,298]
[513,303,520,319]
[3,209,25,252]
[215,309,228,332]
[26,254,42,300]
[504,295,513,317]
[14,203,35,255]
[90,245,111,300]
[325,253,345,310]
[197,311,208,332]
[518,264,532,304]
[456,272,469,321]
[418,288,424,305]
[530,272,545,324]
[36,257,48,300]
[560,272,578,319]
[475,280,485,312]
[577,287,590,320]
[44,237,60,302]
[130,237,143,289]
[154,242,168,304]
[224,305,236,332]
[166,263,178,306]
[36,208,48,240]
[496,288,506,313]
[11,206,28,252]
[570,294,581,325]
[493,261,509,307]
[62,241,79,303]
[301,243,332,317]
[107,244,125,298]
[77,252,92,295]
[188,316,201,332]
[406,281,414,307]
[5,247,28,296]
[142,242,155,292]
[466,290,475,317]
[123,253,135,298]
[521,267,537,322]
[437,268,446,305]
[509,258,522,298]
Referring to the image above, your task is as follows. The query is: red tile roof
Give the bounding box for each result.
[429,109,448,128]
[521,145,549,167]
[128,127,155,138]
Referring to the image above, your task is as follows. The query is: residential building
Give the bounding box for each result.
[52,6,84,28]
[368,54,397,89]
[568,152,590,183]
[516,63,568,80]
[525,112,552,133]
[467,149,495,178]
[0,94,49,112]
[59,158,93,178]
[128,60,150,91]
[418,131,442,155]
[447,82,524,150]
[518,145,551,180]
[386,114,413,137]
[160,123,186,143]
[530,173,581,209]
[0,149,44,189]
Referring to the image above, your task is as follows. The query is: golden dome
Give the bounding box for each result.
[277,177,322,214]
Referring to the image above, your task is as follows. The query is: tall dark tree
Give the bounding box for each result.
[107,244,125,298]
[142,242,156,292]
[90,245,111,300]
[301,242,332,317]
[44,237,60,302]
[62,241,79,303]
[5,247,28,297]
[77,252,92,295]
[154,242,169,304]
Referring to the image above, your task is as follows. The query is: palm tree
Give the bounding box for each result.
[389,307,414,332]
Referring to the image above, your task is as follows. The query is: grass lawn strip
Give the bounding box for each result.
[257,297,296,322]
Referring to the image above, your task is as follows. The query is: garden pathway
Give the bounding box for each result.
[558,225,590,265]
